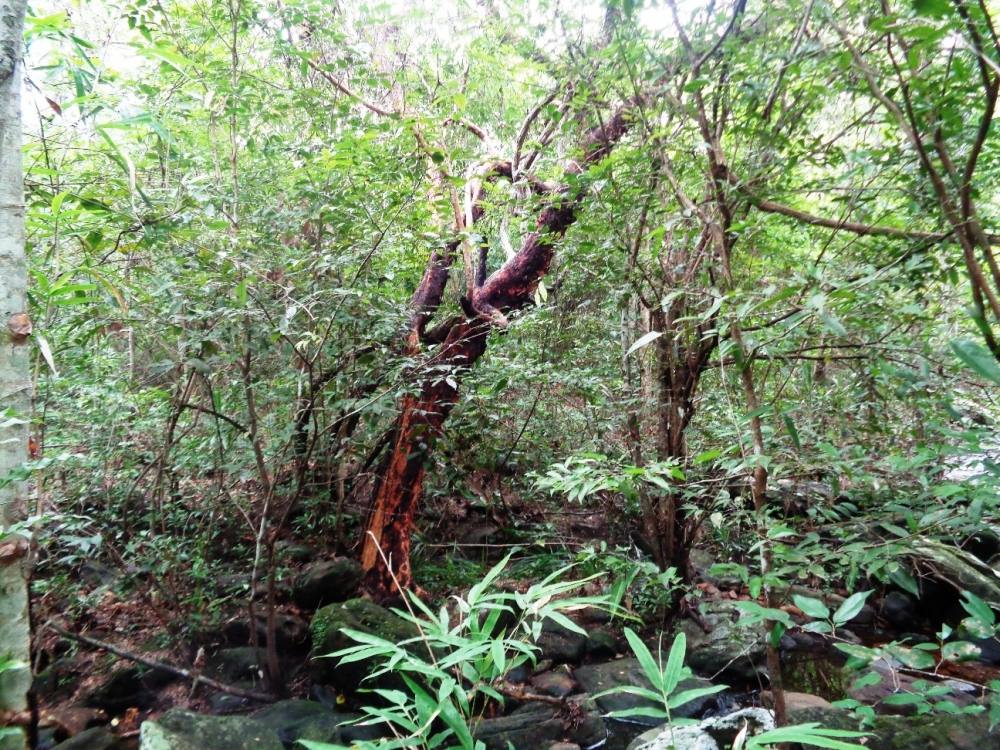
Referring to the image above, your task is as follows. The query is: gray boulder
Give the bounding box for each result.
[251,699,382,748]
[206,647,267,686]
[82,666,175,713]
[293,559,364,610]
[679,601,765,680]
[51,727,121,750]
[537,618,587,664]
[138,710,283,750]
[905,538,1000,605]
[473,695,605,750]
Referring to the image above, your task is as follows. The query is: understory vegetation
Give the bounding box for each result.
[3,0,1000,748]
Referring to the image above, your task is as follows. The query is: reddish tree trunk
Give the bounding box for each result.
[359,100,639,598]
[360,320,489,597]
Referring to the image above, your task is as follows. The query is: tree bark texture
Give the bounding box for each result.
[0,2,32,747]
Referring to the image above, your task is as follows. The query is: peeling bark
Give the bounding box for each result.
[360,320,490,596]
[360,101,639,597]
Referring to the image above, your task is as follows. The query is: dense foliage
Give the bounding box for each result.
[7,0,1000,745]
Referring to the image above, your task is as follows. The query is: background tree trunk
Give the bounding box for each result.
[0,1,33,746]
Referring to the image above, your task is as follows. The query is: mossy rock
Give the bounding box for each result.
[574,658,718,727]
[139,709,282,750]
[293,559,364,610]
[251,699,359,747]
[309,598,419,692]
[788,707,997,750]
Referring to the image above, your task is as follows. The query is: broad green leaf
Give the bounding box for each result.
[833,591,872,626]
[666,684,727,710]
[662,632,686,694]
[622,628,664,691]
[951,340,1000,385]
[793,594,830,620]
[627,330,663,356]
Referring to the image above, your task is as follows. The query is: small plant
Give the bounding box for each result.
[792,591,872,637]
[575,543,683,621]
[300,553,617,750]
[607,625,868,750]
[594,628,725,726]
[531,453,684,511]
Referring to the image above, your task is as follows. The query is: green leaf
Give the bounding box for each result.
[622,628,664,691]
[606,706,669,720]
[820,312,847,337]
[833,591,872,626]
[748,722,868,750]
[951,340,1000,385]
[961,591,996,628]
[911,0,952,17]
[627,330,663,356]
[783,414,802,450]
[666,684,727,710]
[662,632,686,694]
[793,594,830,620]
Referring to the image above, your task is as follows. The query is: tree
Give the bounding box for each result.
[0,0,32,746]
[359,103,638,597]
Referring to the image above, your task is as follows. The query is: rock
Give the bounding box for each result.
[574,658,718,727]
[905,539,1000,605]
[537,618,587,664]
[473,695,605,750]
[83,666,175,713]
[309,598,418,691]
[206,647,267,686]
[38,727,59,750]
[80,560,118,588]
[221,613,310,651]
[530,669,577,698]
[691,549,742,590]
[139,710,283,750]
[769,480,834,515]
[585,628,620,659]
[293,559,364,610]
[845,604,876,627]
[206,692,253,714]
[34,656,85,701]
[251,699,372,747]
[275,540,316,563]
[626,707,774,750]
[882,591,916,629]
[970,636,1000,665]
[40,706,108,737]
[788,706,997,750]
[680,600,765,680]
[51,727,121,750]
[214,573,254,597]
[761,691,831,711]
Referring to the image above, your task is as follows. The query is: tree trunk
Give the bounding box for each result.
[359,103,638,596]
[0,1,33,746]
[650,311,714,582]
[360,320,489,597]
